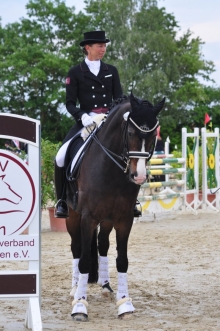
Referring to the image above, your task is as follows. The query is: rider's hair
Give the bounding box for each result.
[82,44,93,56]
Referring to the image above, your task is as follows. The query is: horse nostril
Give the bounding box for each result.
[130,172,137,180]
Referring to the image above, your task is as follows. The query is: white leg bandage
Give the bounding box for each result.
[74,273,89,300]
[72,258,80,287]
[70,258,80,296]
[117,272,129,301]
[97,256,110,286]
[116,272,135,315]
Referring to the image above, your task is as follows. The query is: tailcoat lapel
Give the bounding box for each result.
[97,61,109,79]
[80,60,109,84]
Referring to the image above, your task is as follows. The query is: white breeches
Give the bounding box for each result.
[55,111,98,167]
[56,138,72,167]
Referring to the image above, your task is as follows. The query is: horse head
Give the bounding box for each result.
[123,92,165,185]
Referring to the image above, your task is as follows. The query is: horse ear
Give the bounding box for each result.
[130,91,141,112]
[154,97,166,115]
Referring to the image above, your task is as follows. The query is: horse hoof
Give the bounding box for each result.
[116,298,135,317]
[118,312,133,320]
[101,283,114,300]
[72,313,88,322]
[71,299,88,321]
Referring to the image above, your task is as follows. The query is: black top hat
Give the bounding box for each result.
[79,30,110,46]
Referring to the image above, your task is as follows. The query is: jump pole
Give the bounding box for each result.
[138,155,187,215]
[0,114,42,330]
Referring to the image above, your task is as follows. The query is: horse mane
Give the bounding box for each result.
[109,95,128,110]
[107,92,164,130]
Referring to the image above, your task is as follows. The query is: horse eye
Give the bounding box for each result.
[128,131,133,137]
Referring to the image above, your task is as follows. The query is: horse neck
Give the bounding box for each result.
[99,103,129,151]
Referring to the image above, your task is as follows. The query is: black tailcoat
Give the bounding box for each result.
[64,60,123,142]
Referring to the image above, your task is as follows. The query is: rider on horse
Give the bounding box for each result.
[54,30,142,219]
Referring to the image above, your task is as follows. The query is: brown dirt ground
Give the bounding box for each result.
[1,210,220,331]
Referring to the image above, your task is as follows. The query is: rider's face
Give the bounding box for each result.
[86,43,107,61]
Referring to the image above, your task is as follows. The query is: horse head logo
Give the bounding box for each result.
[0,175,22,211]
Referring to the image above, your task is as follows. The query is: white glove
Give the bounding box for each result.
[81,113,94,127]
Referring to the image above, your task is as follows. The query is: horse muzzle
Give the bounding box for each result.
[133,175,146,185]
[129,173,146,185]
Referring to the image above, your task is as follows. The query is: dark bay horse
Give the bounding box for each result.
[65,92,165,321]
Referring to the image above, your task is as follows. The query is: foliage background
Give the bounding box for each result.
[41,138,61,208]
[0,0,220,150]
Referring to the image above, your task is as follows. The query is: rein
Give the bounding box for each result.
[89,122,130,172]
[88,115,158,173]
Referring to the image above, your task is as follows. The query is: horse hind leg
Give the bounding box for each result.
[97,256,114,300]
[69,230,97,296]
[115,223,135,319]
[70,258,79,296]
[98,222,114,299]
[66,210,88,321]
[71,215,99,321]
[66,208,81,297]
[116,273,134,319]
[71,273,89,322]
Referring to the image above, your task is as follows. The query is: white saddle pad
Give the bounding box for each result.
[70,114,106,173]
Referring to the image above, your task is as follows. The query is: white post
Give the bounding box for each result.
[182,127,200,212]
[201,127,219,211]
[0,114,42,330]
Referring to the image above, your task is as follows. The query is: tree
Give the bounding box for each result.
[192,86,220,129]
[84,0,216,148]
[0,0,218,148]
[0,0,92,142]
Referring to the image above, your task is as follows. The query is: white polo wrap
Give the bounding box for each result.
[97,256,110,286]
[74,273,89,300]
[117,272,129,301]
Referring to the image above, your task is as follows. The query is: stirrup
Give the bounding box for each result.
[134,204,141,217]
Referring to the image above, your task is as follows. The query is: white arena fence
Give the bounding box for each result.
[138,127,220,216]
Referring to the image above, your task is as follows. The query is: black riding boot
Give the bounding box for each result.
[54,163,69,218]
[134,205,142,218]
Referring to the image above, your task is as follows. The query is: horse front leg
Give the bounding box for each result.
[98,221,114,298]
[115,220,135,319]
[71,214,97,321]
[66,208,81,297]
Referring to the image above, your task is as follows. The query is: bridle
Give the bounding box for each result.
[126,116,159,159]
[87,112,159,173]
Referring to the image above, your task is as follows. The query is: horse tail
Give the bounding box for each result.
[88,228,98,283]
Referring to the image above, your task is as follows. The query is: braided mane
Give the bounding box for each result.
[109,95,128,110]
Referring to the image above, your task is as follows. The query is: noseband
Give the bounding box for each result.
[127,117,159,159]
